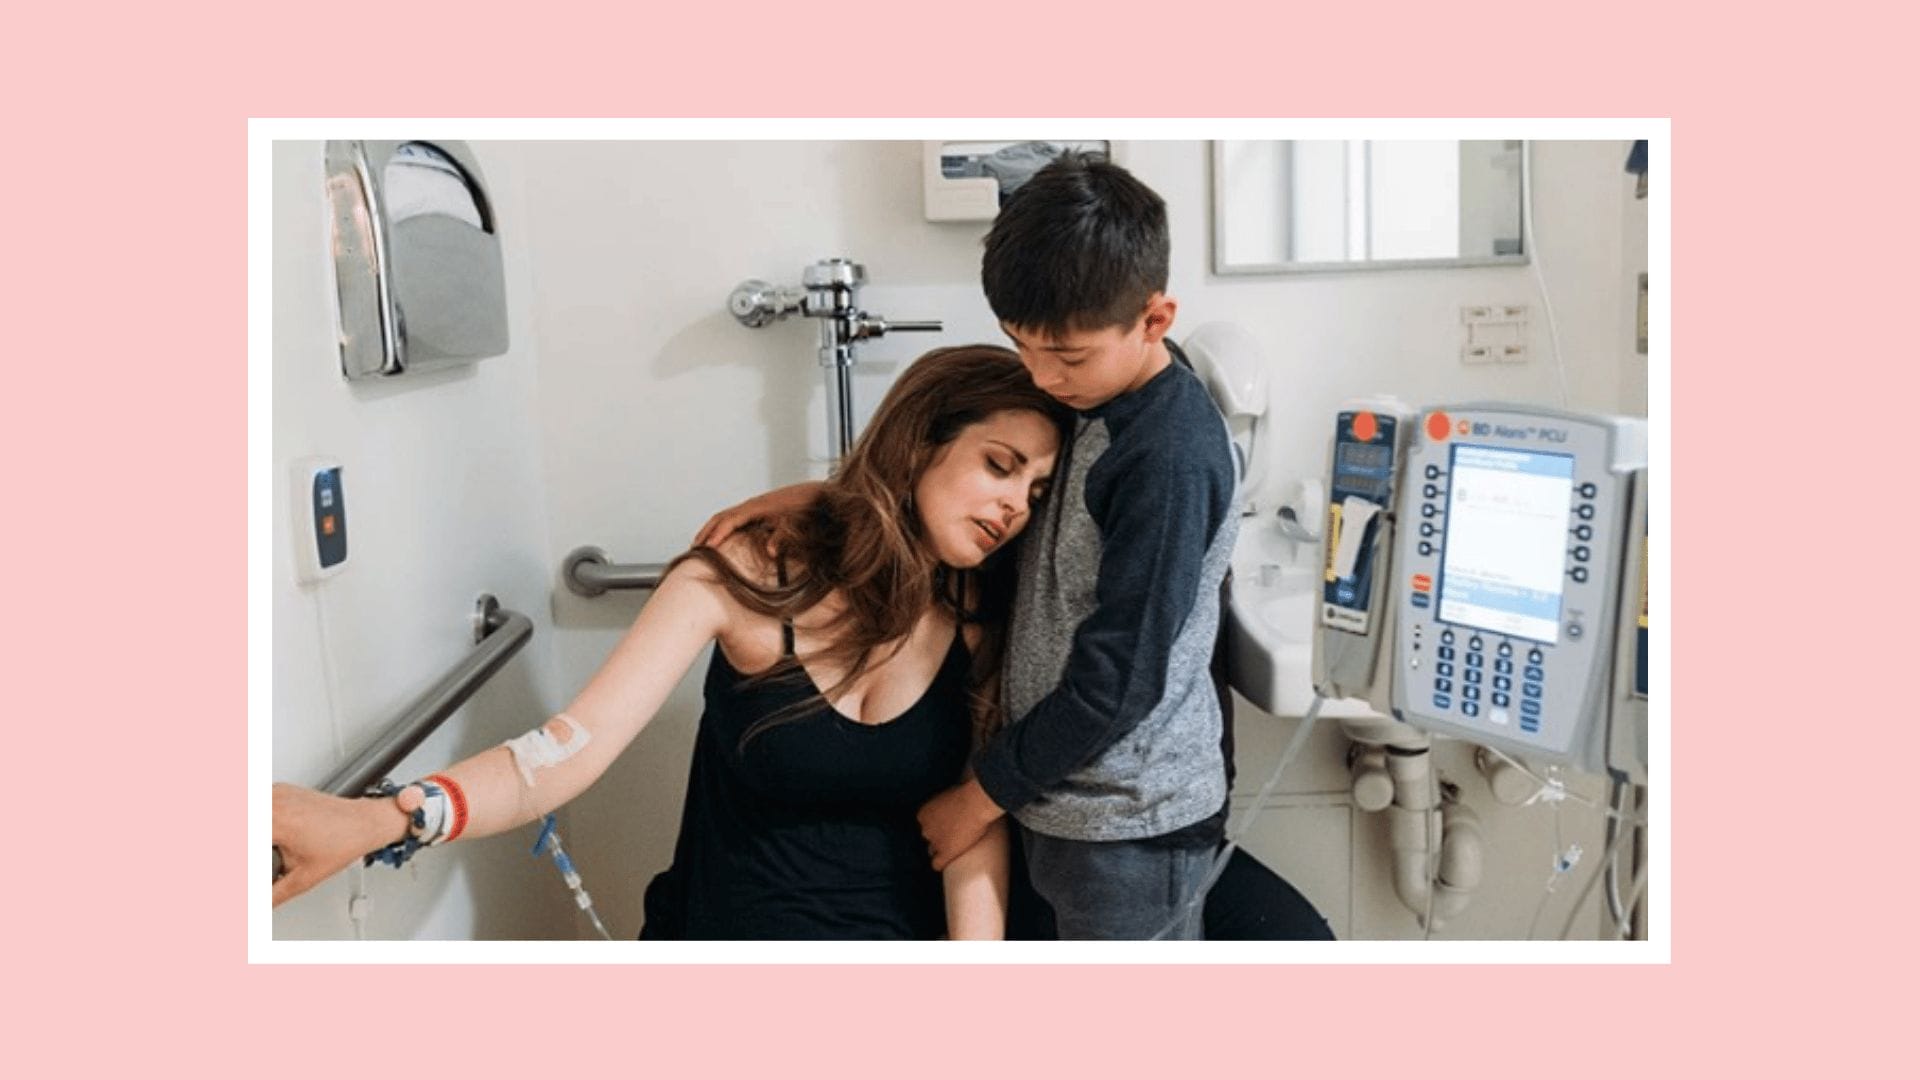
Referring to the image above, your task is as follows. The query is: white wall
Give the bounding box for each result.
[273,137,1646,940]
[271,142,575,940]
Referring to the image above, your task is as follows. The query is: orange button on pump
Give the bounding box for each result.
[1426,411,1451,441]
[1411,573,1432,593]
[1352,411,1378,443]
[322,515,336,536]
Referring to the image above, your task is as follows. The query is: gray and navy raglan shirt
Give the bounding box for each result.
[972,344,1240,842]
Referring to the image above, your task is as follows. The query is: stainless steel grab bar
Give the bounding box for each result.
[272,594,533,882]
[563,545,667,596]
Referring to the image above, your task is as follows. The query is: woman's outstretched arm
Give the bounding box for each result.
[272,559,730,907]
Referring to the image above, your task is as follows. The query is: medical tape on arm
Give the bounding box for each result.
[503,713,592,788]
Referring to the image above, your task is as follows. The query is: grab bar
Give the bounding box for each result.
[563,545,667,596]
[272,594,533,882]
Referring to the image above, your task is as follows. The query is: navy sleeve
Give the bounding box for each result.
[971,431,1235,812]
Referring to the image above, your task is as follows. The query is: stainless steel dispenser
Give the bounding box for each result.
[324,140,510,381]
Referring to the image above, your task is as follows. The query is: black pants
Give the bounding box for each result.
[1004,829,1336,941]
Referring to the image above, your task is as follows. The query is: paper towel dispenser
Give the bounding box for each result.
[324,140,509,381]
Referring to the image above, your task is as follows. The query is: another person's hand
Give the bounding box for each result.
[272,783,407,908]
[918,778,1005,872]
[692,482,825,549]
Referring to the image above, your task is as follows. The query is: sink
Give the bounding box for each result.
[1225,517,1376,719]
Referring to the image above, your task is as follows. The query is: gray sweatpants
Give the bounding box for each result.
[1023,827,1211,940]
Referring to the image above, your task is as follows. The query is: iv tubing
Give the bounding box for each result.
[1479,743,1647,829]
[1522,141,1572,408]
[1152,693,1326,940]
[1551,805,1636,940]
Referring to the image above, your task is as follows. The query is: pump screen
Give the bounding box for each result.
[1335,440,1394,499]
[1437,445,1574,643]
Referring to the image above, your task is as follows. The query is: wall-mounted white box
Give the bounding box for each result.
[923,140,1119,222]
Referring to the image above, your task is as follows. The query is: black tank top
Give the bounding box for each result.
[641,604,973,940]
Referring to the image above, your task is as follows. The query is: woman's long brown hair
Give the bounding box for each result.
[670,344,1071,745]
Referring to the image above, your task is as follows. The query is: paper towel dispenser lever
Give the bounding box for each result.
[324,140,510,381]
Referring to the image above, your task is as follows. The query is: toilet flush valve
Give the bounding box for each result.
[728,258,943,462]
[727,279,808,328]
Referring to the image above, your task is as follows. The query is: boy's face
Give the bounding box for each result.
[1001,293,1177,411]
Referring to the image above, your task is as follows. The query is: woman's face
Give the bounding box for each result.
[913,408,1060,568]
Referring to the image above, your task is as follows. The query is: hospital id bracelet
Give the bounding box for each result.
[425,773,469,843]
[361,779,449,869]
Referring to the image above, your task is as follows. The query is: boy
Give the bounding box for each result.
[914,154,1238,939]
[701,155,1239,939]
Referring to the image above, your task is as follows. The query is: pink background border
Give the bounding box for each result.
[14,0,1874,1071]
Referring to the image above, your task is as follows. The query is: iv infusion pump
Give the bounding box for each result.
[1313,400,1418,713]
[1311,402,1649,777]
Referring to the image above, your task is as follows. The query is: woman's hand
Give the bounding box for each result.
[693,482,825,548]
[919,777,1005,872]
[271,783,406,908]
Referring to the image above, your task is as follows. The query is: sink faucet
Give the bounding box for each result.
[1274,504,1321,563]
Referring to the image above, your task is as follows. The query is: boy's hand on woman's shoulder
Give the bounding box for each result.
[693,482,824,549]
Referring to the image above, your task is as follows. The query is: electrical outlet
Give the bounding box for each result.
[1462,344,1496,365]
[1497,343,1528,363]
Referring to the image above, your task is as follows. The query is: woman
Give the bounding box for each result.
[272,345,1070,939]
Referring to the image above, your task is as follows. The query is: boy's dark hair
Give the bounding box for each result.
[980,152,1169,336]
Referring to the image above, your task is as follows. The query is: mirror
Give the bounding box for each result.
[1212,140,1528,274]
